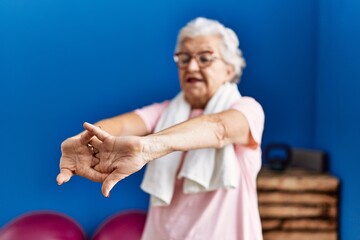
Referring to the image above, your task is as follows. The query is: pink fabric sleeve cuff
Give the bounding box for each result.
[134,101,170,133]
[230,97,265,144]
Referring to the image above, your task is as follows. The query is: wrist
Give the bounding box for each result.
[140,134,171,164]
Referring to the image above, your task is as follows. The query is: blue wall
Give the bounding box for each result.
[316,0,360,239]
[2,0,357,238]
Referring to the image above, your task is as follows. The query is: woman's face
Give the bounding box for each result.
[177,35,235,109]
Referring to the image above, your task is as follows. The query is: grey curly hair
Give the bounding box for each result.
[175,17,246,83]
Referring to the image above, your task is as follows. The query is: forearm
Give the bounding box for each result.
[92,112,148,137]
[141,109,251,162]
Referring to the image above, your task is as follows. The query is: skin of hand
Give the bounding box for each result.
[56,112,148,195]
[56,136,108,185]
[81,122,150,197]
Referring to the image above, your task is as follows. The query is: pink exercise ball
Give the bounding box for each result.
[92,210,147,240]
[0,211,85,240]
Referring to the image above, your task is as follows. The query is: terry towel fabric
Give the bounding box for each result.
[140,82,242,206]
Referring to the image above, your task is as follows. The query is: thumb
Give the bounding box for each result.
[56,168,73,185]
[101,171,127,197]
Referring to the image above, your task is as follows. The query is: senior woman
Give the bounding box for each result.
[57,17,264,240]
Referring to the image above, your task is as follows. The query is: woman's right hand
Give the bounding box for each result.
[56,136,108,185]
[81,122,150,197]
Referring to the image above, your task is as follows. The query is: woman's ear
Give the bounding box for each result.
[226,64,235,79]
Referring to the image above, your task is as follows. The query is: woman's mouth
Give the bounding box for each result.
[186,77,203,83]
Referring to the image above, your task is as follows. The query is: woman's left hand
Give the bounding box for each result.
[81,122,148,197]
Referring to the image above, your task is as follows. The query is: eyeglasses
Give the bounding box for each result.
[173,51,222,69]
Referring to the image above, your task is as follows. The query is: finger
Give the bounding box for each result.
[93,161,112,174]
[102,171,127,197]
[76,166,108,182]
[83,122,111,142]
[94,163,102,172]
[88,137,103,151]
[56,168,73,185]
[91,156,100,167]
[80,130,95,145]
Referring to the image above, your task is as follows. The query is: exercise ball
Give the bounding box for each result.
[0,211,85,240]
[92,210,147,240]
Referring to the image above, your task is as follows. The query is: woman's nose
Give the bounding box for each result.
[187,58,200,71]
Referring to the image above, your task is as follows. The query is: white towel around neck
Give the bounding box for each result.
[140,82,241,206]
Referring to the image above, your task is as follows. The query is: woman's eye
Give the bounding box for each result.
[178,55,191,64]
[181,58,190,64]
[199,55,211,63]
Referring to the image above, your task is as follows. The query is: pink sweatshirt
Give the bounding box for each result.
[135,96,264,240]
